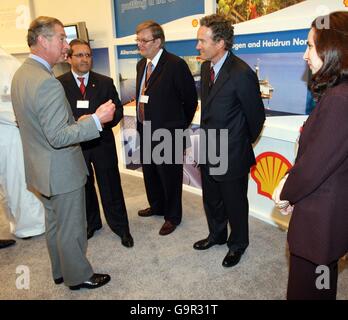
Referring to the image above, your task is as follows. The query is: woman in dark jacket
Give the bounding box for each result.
[276,11,348,300]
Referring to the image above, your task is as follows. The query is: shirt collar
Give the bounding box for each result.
[147,48,163,69]
[29,54,52,73]
[71,70,90,87]
[210,50,229,77]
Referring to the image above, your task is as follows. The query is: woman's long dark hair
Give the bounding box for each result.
[310,11,348,101]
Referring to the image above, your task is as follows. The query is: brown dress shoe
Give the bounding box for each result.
[159,221,176,236]
[138,207,154,217]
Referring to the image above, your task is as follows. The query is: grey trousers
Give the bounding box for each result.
[40,187,93,286]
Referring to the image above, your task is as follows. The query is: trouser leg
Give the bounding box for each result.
[200,165,228,242]
[85,162,102,231]
[220,175,249,252]
[41,188,94,286]
[95,165,129,236]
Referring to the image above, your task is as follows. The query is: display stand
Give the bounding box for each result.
[114,103,308,230]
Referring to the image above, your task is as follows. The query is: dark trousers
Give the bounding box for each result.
[287,253,338,300]
[138,123,184,225]
[142,162,183,225]
[200,165,249,252]
[84,146,129,237]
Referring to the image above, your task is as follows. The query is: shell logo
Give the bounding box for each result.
[344,0,348,7]
[192,19,198,27]
[251,152,292,199]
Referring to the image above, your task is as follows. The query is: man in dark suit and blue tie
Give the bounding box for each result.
[135,21,198,236]
[193,14,265,268]
[58,39,133,248]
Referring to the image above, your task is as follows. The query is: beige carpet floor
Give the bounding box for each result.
[1,173,347,300]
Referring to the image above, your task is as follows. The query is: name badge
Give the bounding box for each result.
[77,100,89,109]
[140,95,149,104]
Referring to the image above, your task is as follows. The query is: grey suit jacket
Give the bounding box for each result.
[11,58,100,197]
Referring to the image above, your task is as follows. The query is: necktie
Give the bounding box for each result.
[209,67,215,90]
[138,62,153,123]
[77,77,86,96]
[145,62,153,86]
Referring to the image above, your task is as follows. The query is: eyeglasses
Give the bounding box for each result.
[71,53,92,58]
[135,38,156,44]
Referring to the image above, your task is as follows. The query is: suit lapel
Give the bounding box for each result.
[85,71,98,101]
[136,59,147,98]
[204,53,233,108]
[65,71,81,100]
[65,71,98,101]
[145,49,168,91]
[201,61,210,106]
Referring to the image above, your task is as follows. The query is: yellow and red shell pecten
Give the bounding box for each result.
[251,152,292,199]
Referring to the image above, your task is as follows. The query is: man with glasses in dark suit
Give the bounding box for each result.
[135,20,198,236]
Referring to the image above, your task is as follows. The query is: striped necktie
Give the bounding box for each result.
[209,67,215,91]
[138,62,153,123]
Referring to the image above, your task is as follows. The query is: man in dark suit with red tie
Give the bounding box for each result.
[135,21,198,235]
[193,14,265,267]
[57,39,133,248]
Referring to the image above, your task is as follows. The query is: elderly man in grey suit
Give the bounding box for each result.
[11,16,114,290]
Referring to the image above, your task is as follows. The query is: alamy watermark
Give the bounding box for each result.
[16,265,30,290]
[314,5,330,30]
[315,265,330,290]
[122,121,229,175]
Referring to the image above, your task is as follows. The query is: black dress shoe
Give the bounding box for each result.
[193,238,226,250]
[69,273,111,290]
[121,232,134,248]
[138,207,154,217]
[87,226,102,240]
[21,236,32,240]
[54,277,64,285]
[0,239,16,249]
[222,250,244,268]
[159,221,176,236]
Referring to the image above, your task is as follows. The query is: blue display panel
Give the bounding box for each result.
[114,0,205,38]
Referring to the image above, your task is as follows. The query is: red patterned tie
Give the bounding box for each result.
[77,77,86,96]
[138,62,153,123]
[209,67,215,90]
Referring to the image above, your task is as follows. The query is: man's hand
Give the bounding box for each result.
[95,99,115,124]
